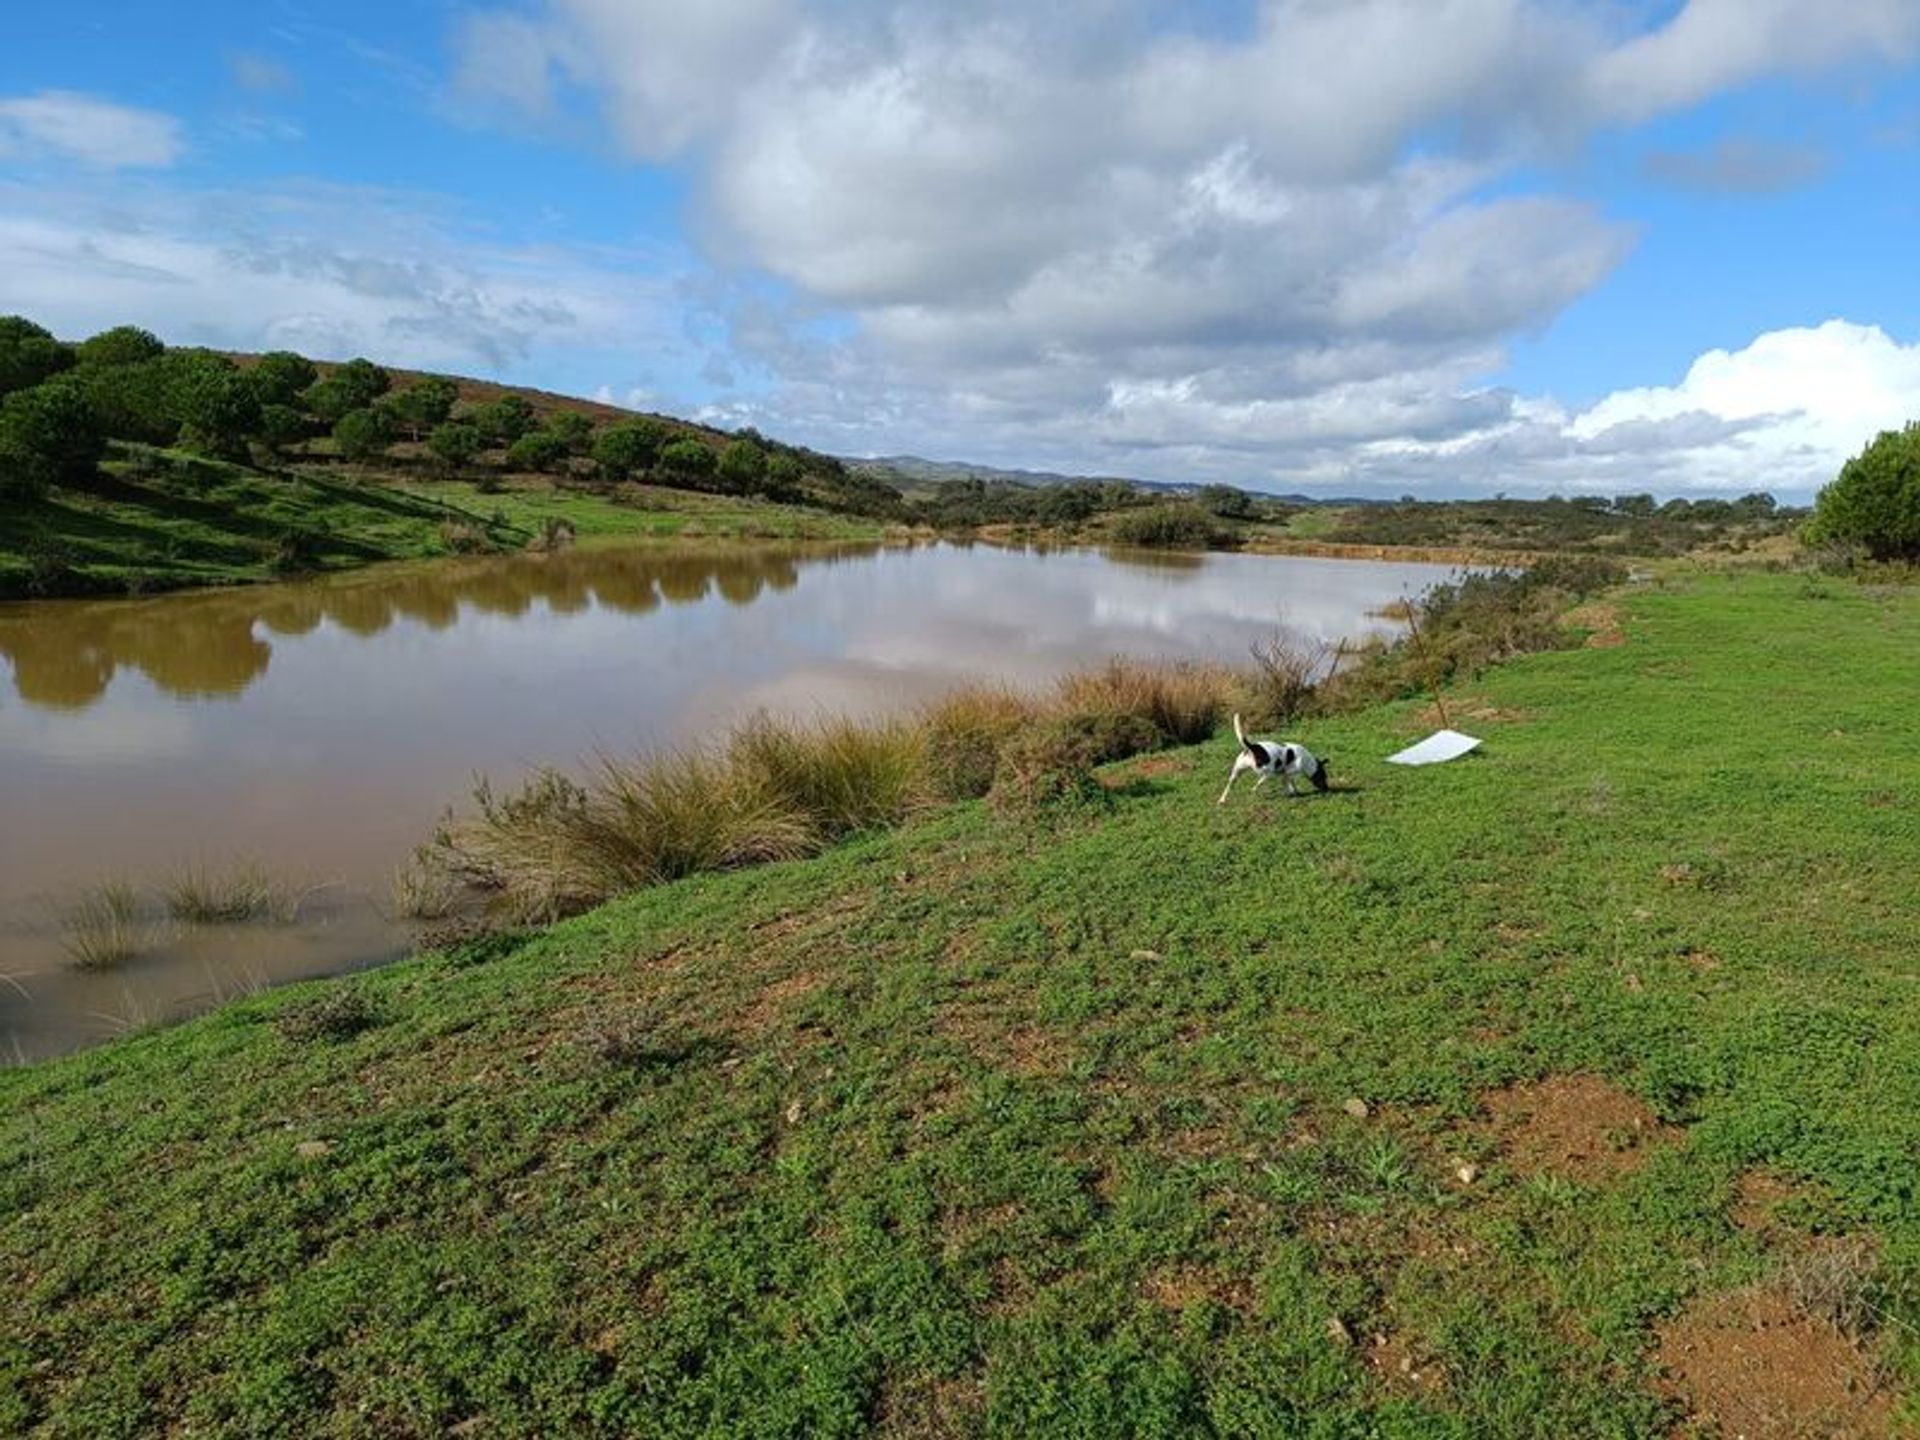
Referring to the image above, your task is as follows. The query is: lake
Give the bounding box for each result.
[0,541,1461,1062]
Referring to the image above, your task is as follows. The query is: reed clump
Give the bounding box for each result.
[162,865,301,925]
[58,883,160,970]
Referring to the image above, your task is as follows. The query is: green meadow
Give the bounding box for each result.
[4,570,1917,1436]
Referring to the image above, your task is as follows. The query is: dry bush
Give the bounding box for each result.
[918,685,1041,801]
[1054,659,1235,746]
[728,713,930,837]
[1240,633,1333,729]
[990,712,1159,813]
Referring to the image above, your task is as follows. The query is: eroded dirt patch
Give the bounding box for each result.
[1365,1329,1447,1397]
[1566,601,1627,648]
[1484,1074,1677,1182]
[1654,1287,1895,1439]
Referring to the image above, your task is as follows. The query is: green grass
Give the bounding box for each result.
[0,453,886,598]
[406,481,884,546]
[5,572,1920,1435]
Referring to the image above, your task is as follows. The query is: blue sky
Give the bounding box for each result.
[3,0,1918,497]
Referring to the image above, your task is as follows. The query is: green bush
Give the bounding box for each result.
[594,419,669,479]
[1108,503,1234,550]
[75,325,164,368]
[0,315,74,400]
[505,430,568,473]
[989,712,1159,813]
[470,394,535,444]
[332,407,392,463]
[1807,422,1920,560]
[717,439,768,494]
[427,421,484,474]
[0,378,105,495]
[659,438,718,486]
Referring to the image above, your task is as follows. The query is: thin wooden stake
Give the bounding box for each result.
[1401,592,1452,731]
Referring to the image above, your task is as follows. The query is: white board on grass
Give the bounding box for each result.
[1385,729,1482,766]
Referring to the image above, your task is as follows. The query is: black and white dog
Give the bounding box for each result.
[1217,713,1330,805]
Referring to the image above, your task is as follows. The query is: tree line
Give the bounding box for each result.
[0,315,889,514]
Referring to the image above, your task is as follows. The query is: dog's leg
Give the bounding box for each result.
[1218,755,1249,805]
[1283,774,1299,797]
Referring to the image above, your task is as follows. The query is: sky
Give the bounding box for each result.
[2,1,1918,499]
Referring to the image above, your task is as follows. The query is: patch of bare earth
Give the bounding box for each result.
[731,971,826,1038]
[1142,1263,1254,1315]
[1654,1287,1895,1439]
[1366,1329,1447,1397]
[1566,601,1627,648]
[1484,1074,1677,1182]
[872,1372,984,1439]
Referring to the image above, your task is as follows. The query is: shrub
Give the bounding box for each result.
[543,410,595,455]
[505,429,567,473]
[717,439,768,494]
[277,986,378,1042]
[385,378,458,441]
[1242,634,1333,729]
[594,419,669,479]
[660,439,718,487]
[427,420,483,474]
[0,377,106,495]
[470,394,535,444]
[918,686,1040,800]
[248,351,318,407]
[728,714,929,838]
[1054,658,1233,745]
[0,314,74,400]
[990,713,1157,813]
[1807,422,1920,560]
[75,325,165,368]
[1108,503,1234,550]
[331,406,392,462]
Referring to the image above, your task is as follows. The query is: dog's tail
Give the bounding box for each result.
[1232,712,1257,754]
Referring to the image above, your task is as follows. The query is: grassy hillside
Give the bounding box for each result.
[5,571,1918,1436]
[0,449,886,599]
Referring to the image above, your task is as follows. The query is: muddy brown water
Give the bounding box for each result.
[0,541,1461,1062]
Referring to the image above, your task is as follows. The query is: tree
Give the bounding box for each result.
[470,394,535,444]
[249,351,318,407]
[75,325,165,368]
[763,451,805,500]
[386,378,458,441]
[593,419,669,479]
[0,378,106,495]
[1807,422,1920,559]
[505,430,567,473]
[543,410,594,454]
[716,439,767,494]
[332,407,393,463]
[168,356,261,457]
[1612,493,1655,518]
[0,315,75,400]
[1196,483,1254,519]
[427,421,483,474]
[659,438,717,487]
[258,404,309,455]
[304,359,389,423]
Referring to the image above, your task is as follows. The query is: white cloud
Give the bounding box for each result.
[1591,0,1920,123]
[1641,137,1828,193]
[444,2,1918,495]
[0,90,184,169]
[0,178,698,381]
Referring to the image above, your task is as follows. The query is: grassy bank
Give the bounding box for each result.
[0,451,886,599]
[5,571,1919,1436]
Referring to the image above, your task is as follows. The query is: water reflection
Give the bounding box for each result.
[0,544,870,712]
[1,540,1460,1064]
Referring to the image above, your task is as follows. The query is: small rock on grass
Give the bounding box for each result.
[1342,1097,1371,1119]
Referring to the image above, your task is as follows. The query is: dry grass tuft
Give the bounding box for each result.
[162,865,301,925]
[1054,658,1235,745]
[57,882,160,970]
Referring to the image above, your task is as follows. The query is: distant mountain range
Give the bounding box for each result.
[848,454,1361,506]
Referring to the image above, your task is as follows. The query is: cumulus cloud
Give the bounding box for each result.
[0,90,184,169]
[0,177,696,380]
[441,1,1919,495]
